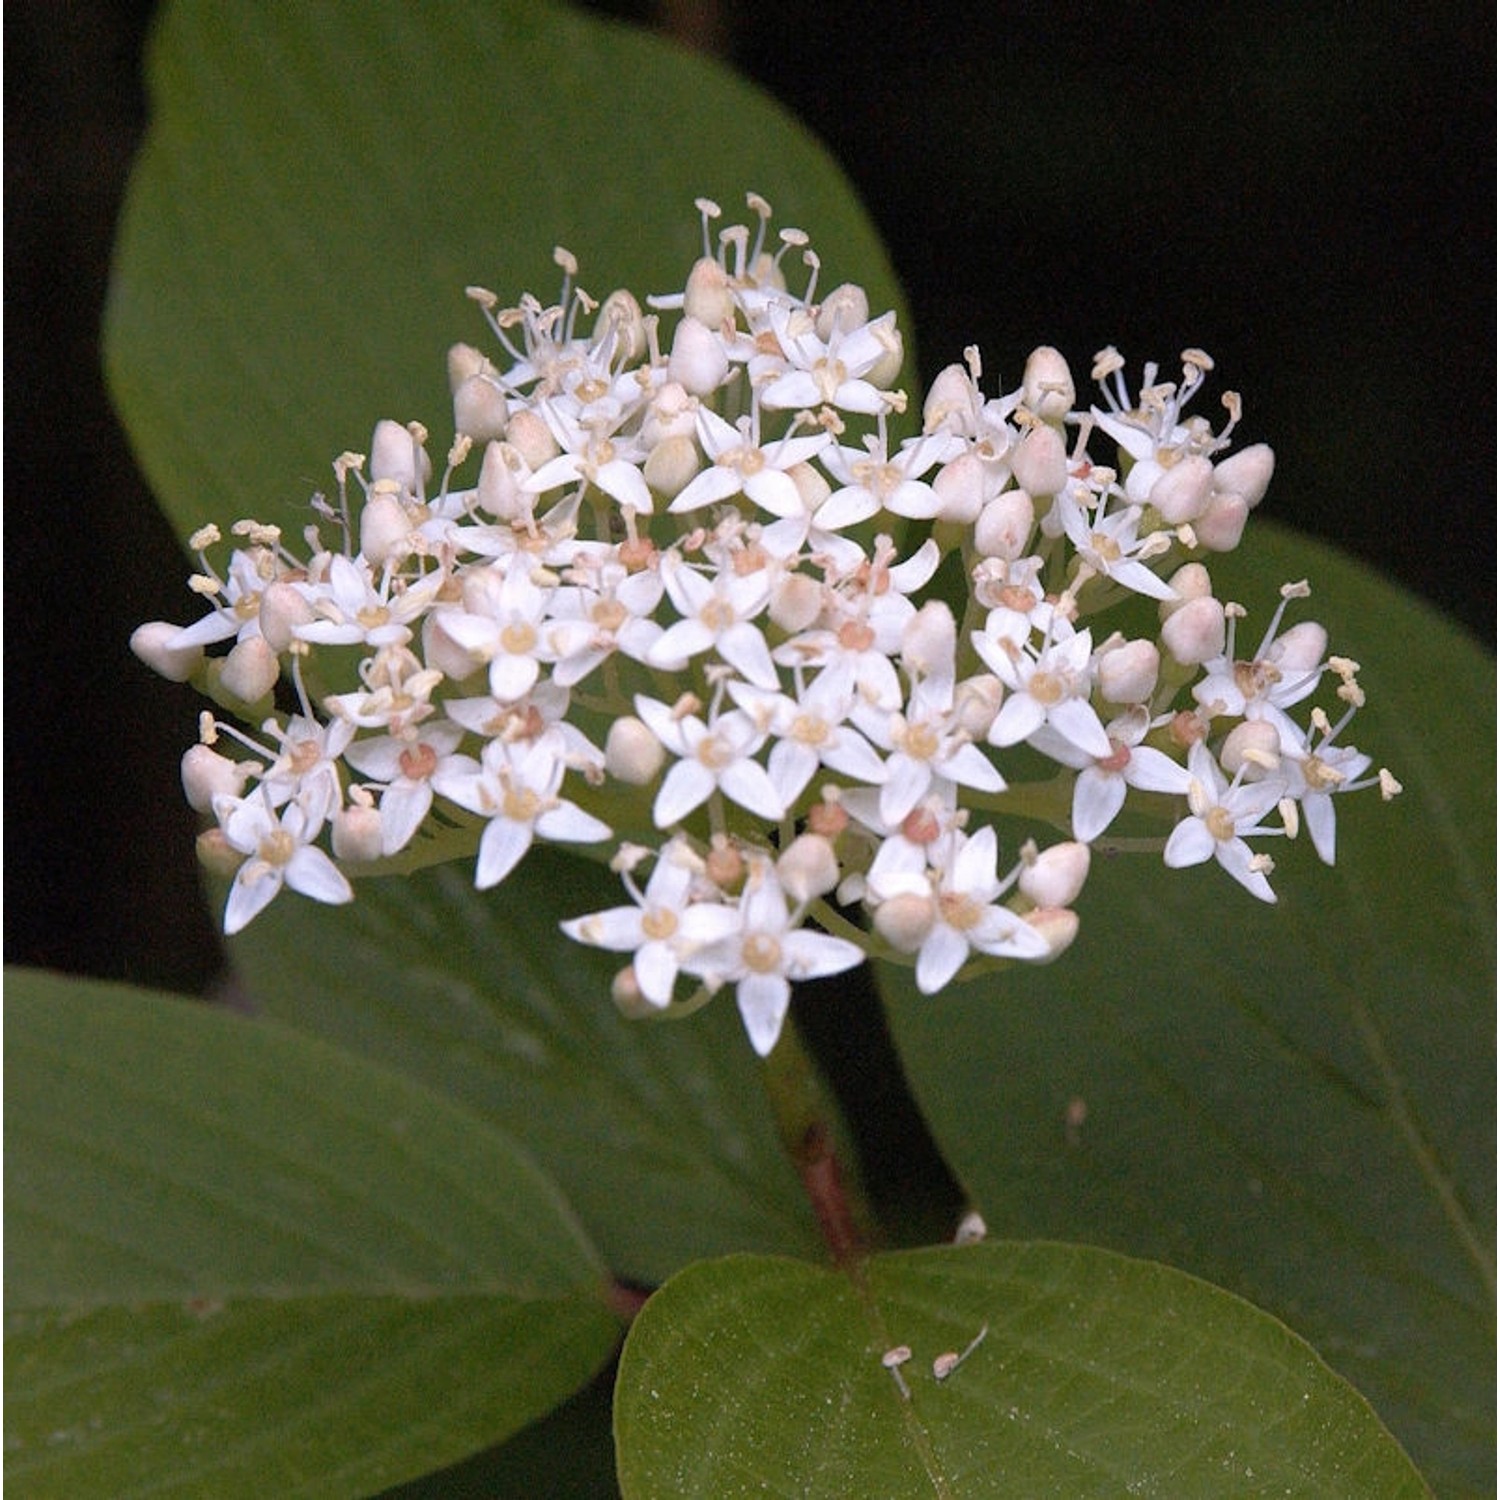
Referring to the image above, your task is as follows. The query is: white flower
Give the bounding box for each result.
[216,791,353,934]
[866,825,1050,993]
[667,405,830,518]
[342,721,467,855]
[1163,741,1286,902]
[648,551,779,690]
[974,620,1111,759]
[431,737,611,888]
[294,552,443,649]
[635,694,785,827]
[682,857,866,1055]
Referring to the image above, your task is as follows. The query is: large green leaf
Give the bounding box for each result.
[226,850,825,1288]
[103,0,911,546]
[878,524,1494,1495]
[5,970,620,1499]
[615,1245,1429,1497]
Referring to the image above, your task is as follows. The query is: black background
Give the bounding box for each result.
[6,0,1494,997]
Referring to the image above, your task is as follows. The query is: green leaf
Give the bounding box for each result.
[4,969,620,1499]
[878,524,1494,1496]
[103,0,911,546]
[227,850,825,1286]
[615,1244,1430,1497]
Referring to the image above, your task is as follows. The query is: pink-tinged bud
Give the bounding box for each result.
[259,581,316,652]
[1194,490,1249,552]
[668,315,730,395]
[422,613,483,682]
[332,804,383,862]
[181,744,251,813]
[683,256,734,328]
[1212,443,1275,510]
[974,490,1036,560]
[611,964,662,1019]
[1009,422,1067,496]
[369,419,430,495]
[358,493,413,569]
[901,601,956,679]
[874,891,936,952]
[777,834,840,902]
[1220,719,1282,777]
[1149,454,1214,524]
[770,571,824,633]
[219,636,280,703]
[447,342,490,390]
[1023,906,1079,959]
[816,282,870,340]
[477,440,530,520]
[705,841,745,891]
[643,433,701,501]
[452,373,509,443]
[953,674,1003,739]
[505,409,559,472]
[1160,595,1226,665]
[605,716,665,785]
[1020,841,1091,909]
[923,363,979,435]
[807,797,848,838]
[1165,561,1214,603]
[642,381,697,444]
[130,621,203,682]
[1096,638,1160,704]
[931,452,986,524]
[1021,345,1075,420]
[195,826,242,879]
[1274,620,1329,675]
[597,288,647,364]
[865,314,905,389]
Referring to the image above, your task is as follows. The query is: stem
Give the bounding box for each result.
[761,1006,873,1269]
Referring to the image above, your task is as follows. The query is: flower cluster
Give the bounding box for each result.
[134,194,1398,1055]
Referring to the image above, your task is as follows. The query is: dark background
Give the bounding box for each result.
[6,0,1494,998]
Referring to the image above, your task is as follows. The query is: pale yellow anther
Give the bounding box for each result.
[1379,768,1402,799]
[189,524,222,551]
[188,573,220,595]
[1280,579,1312,600]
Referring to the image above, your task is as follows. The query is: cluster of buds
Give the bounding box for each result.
[133,194,1398,1055]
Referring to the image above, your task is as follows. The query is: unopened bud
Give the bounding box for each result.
[901,601,956,679]
[1273,620,1329,675]
[1212,443,1275,510]
[452,373,509,444]
[770,571,824,633]
[1020,345,1075,421]
[864,314,904,390]
[332,803,384,862]
[1159,595,1226,665]
[642,381,698,444]
[683,256,734,328]
[931,452,986,524]
[643,433,701,501]
[359,493,413,568]
[668,315,730,395]
[596,288,647,364]
[1096,638,1160,704]
[1194,490,1249,552]
[815,282,870,340]
[1022,906,1080,959]
[611,964,663,1019]
[422,612,483,683]
[476,441,530,520]
[874,891,936,953]
[447,342,490,390]
[369,418,430,495]
[130,621,203,682]
[974,490,1036,560]
[1164,562,1214,604]
[1019,841,1091,909]
[1220,719,1282,777]
[953,674,1002,739]
[219,636,280,703]
[605,716,666,785]
[777,834,840,902]
[195,826,242,880]
[1009,422,1067,496]
[1149,455,1214,524]
[181,744,252,813]
[923,363,979,436]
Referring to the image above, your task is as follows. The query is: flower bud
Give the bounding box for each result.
[1096,638,1160,704]
[195,826,243,880]
[1220,719,1282,777]
[973,490,1035,560]
[1212,443,1275,510]
[1193,490,1250,552]
[864,314,905,390]
[219,636,280,703]
[369,419,430,496]
[332,803,384,862]
[504,409,559,472]
[777,834,840,902]
[606,715,666,785]
[452,373,509,444]
[668,315,730,395]
[901,601,956,679]
[1020,346,1075,421]
[643,433,701,501]
[130,621,203,682]
[682,256,734,328]
[447,342,490,390]
[815,282,869,340]
[931,452,986,525]
[770,571,824,633]
[1148,454,1214,524]
[477,440,530,520]
[953,674,1002,739]
[181,744,252,813]
[1009,422,1067,497]
[874,891,936,953]
[1020,841,1091,909]
[611,964,663,1019]
[1160,595,1226,665]
[642,381,697,444]
[1022,906,1079,959]
[923,363,979,436]
[1164,561,1214,604]
[359,492,413,568]
[596,288,647,364]
[1273,620,1329,675]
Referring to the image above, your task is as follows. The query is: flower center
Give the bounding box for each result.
[641,906,678,941]
[791,713,830,747]
[1205,806,1236,841]
[502,786,542,822]
[256,829,295,868]
[502,621,539,655]
[837,620,875,653]
[938,891,983,932]
[742,932,782,973]
[1029,670,1067,706]
[696,733,734,771]
[399,744,438,780]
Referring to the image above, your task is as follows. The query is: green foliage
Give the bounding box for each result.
[616,1245,1430,1497]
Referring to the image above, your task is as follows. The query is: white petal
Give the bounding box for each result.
[284,846,355,906]
[736,973,792,1056]
[475,818,533,888]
